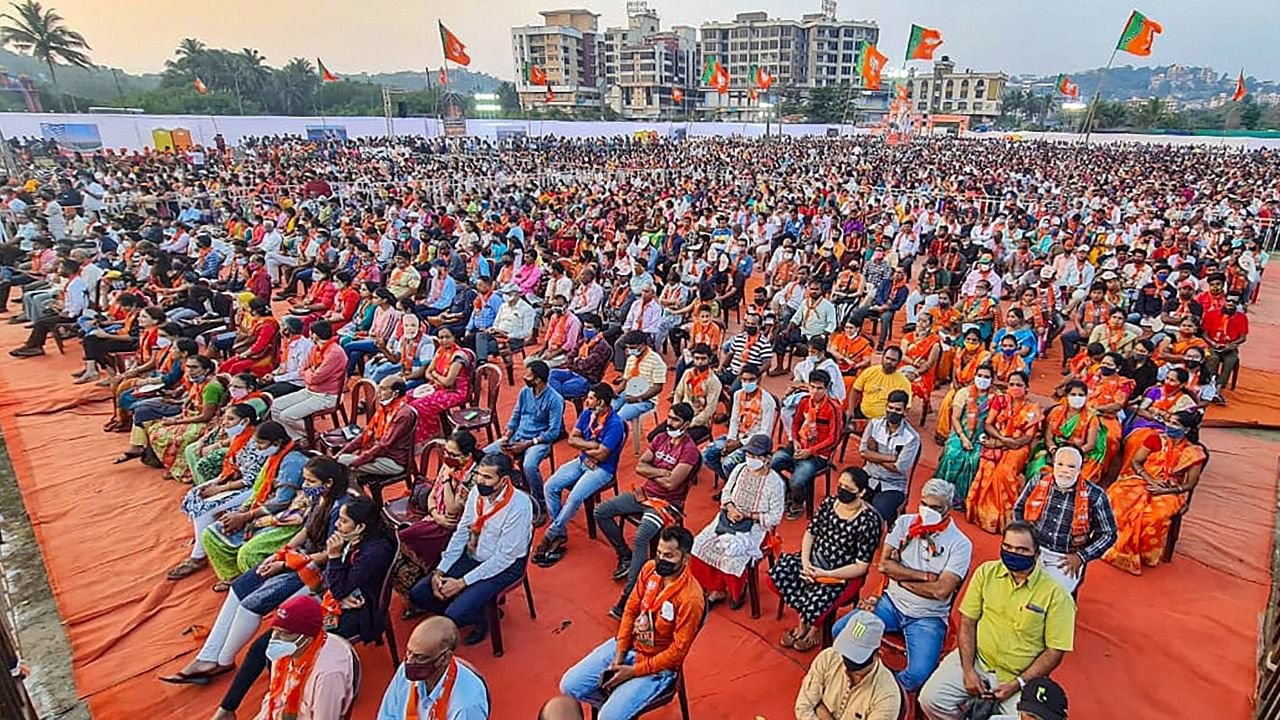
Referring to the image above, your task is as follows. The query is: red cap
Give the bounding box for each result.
[272,595,324,637]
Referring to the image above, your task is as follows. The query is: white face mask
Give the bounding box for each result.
[156,337,173,348]
[917,506,944,526]
[973,376,992,390]
[260,444,280,457]
[745,456,765,471]
[1067,395,1087,409]
[264,638,298,663]
[667,428,685,439]
[230,388,248,400]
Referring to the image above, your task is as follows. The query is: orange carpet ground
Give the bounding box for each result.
[1,290,1276,720]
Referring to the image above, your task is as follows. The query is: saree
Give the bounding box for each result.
[934,348,991,440]
[966,397,1044,533]
[200,448,305,580]
[407,349,473,442]
[148,381,228,481]
[901,331,941,401]
[1103,434,1207,574]
[935,386,992,505]
[1087,375,1135,477]
[1025,404,1106,483]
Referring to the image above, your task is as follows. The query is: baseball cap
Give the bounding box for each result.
[1017,677,1068,720]
[272,595,323,637]
[831,609,883,664]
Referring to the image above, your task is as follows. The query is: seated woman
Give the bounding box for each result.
[1026,379,1104,483]
[392,430,481,605]
[965,371,1044,533]
[209,292,258,355]
[991,306,1038,375]
[167,405,271,580]
[768,466,882,653]
[365,307,435,388]
[933,328,990,443]
[180,375,270,486]
[341,286,399,376]
[1127,367,1197,435]
[115,354,226,471]
[336,281,379,345]
[689,433,785,608]
[990,331,1030,390]
[1085,352,1134,478]
[934,364,995,509]
[899,312,942,410]
[198,425,312,590]
[74,295,151,385]
[1103,410,1207,575]
[218,298,278,378]
[407,326,473,443]
[105,326,188,433]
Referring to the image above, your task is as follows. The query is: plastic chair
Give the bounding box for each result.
[355,406,419,508]
[745,530,782,619]
[484,551,537,657]
[385,440,446,528]
[448,363,503,443]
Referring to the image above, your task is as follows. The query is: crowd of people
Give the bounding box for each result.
[0,130,1274,720]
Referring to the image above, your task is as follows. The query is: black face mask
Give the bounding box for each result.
[654,558,681,577]
[475,483,499,497]
[884,410,904,425]
[744,325,759,335]
[837,488,859,504]
[405,660,441,682]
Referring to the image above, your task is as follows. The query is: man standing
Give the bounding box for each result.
[772,369,842,519]
[919,522,1075,719]
[251,595,355,720]
[486,360,564,520]
[270,320,347,440]
[560,527,705,718]
[859,390,922,521]
[795,610,901,720]
[376,617,489,719]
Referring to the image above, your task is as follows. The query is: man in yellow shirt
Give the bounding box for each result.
[920,521,1075,720]
[850,346,913,420]
[795,609,901,720]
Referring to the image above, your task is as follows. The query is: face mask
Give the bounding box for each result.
[1000,549,1037,574]
[302,484,325,500]
[964,339,980,350]
[265,638,299,663]
[654,558,680,577]
[187,372,205,383]
[627,348,641,357]
[404,660,441,682]
[1053,471,1077,490]
[667,428,685,439]
[973,376,992,390]
[230,388,248,400]
[836,487,859,504]
[260,444,280,457]
[745,456,765,471]
[1185,359,1201,368]
[884,410,904,425]
[583,328,598,339]
[1224,307,1237,315]
[1001,347,1017,357]
[476,483,499,497]
[1100,366,1117,377]
[918,505,943,526]
[224,422,246,439]
[1165,426,1186,440]
[1067,395,1087,409]
[744,325,759,335]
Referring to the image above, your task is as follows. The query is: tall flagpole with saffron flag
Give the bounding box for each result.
[1223,68,1247,143]
[1082,9,1162,143]
[437,21,472,137]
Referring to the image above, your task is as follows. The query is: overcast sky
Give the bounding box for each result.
[44,0,1280,81]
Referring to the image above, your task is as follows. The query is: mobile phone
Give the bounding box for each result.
[599,669,617,689]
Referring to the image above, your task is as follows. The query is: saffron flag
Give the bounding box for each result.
[193,77,208,95]
[905,24,943,61]
[439,21,471,66]
[704,58,729,95]
[317,58,340,83]
[1056,74,1080,98]
[751,64,774,91]
[671,87,684,104]
[1233,70,1247,102]
[545,88,555,104]
[858,43,888,91]
[439,67,448,86]
[1116,10,1162,56]
[525,63,548,86]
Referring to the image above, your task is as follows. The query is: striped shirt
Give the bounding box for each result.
[722,331,774,374]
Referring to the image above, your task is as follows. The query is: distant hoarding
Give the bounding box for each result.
[305,124,348,141]
[441,92,467,137]
[39,122,102,152]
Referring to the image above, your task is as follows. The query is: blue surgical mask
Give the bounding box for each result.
[260,444,279,457]
[265,638,298,664]
[1165,426,1186,440]
[741,381,759,393]
[1000,549,1037,574]
[224,422,247,439]
[583,328,598,340]
[627,348,641,357]
[302,485,325,499]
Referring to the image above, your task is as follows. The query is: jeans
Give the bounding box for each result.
[868,488,906,523]
[770,448,827,496]
[473,330,498,363]
[549,369,591,400]
[484,439,553,508]
[594,493,665,599]
[612,397,655,423]
[544,458,616,539]
[344,339,378,375]
[703,438,746,481]
[212,331,237,352]
[832,592,947,692]
[407,554,527,628]
[560,638,676,720]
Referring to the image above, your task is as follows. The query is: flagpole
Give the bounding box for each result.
[1081,45,1119,144]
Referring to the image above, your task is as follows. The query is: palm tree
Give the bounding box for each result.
[0,0,92,89]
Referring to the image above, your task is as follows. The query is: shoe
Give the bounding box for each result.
[531,505,548,529]
[9,346,43,357]
[533,546,567,568]
[607,604,624,621]
[610,555,632,581]
[6,315,27,325]
[462,625,489,646]
[785,503,804,520]
[728,590,748,611]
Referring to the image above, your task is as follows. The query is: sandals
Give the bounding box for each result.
[792,631,821,652]
[166,558,207,580]
[112,450,143,464]
[159,664,234,685]
[211,580,231,593]
[780,628,800,648]
[140,448,164,468]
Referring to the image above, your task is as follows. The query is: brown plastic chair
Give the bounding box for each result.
[448,363,503,443]
[385,439,446,528]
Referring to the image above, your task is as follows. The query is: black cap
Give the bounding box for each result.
[1017,677,1067,720]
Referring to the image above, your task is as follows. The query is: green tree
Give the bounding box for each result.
[497,80,518,113]
[267,57,317,115]
[1091,100,1130,129]
[0,0,92,95]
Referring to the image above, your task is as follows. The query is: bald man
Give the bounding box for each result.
[538,695,584,720]
[377,617,490,719]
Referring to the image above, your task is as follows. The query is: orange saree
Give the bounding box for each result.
[1103,434,1207,574]
[967,396,1045,533]
[902,331,941,400]
[934,348,990,441]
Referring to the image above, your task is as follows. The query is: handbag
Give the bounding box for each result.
[961,695,1001,720]
[714,508,754,535]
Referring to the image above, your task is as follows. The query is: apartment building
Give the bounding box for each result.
[510,9,606,109]
[908,56,1007,121]
[601,8,697,118]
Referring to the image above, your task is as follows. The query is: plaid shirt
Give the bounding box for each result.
[1014,481,1118,562]
[863,259,894,291]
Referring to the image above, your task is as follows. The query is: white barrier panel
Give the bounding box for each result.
[1,112,1276,150]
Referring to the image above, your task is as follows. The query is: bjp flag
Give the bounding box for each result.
[439,21,471,66]
[193,77,208,95]
[1232,70,1247,102]
[1116,10,1162,57]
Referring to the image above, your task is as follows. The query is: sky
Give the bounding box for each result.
[40,0,1280,81]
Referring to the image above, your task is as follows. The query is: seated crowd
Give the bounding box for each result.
[2,131,1267,720]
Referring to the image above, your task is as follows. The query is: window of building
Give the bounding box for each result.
[943,101,954,111]
[919,80,929,94]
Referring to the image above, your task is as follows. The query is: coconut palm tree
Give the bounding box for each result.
[0,0,92,89]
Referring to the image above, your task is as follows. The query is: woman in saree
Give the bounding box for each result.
[1088,307,1141,355]
[992,306,1039,375]
[167,405,271,580]
[115,354,226,467]
[336,281,379,345]
[1127,367,1196,435]
[900,311,942,412]
[934,327,991,441]
[1013,286,1050,359]
[218,298,279,378]
[181,374,271,485]
[1156,316,1210,367]
[1026,380,1104,482]
[690,433,786,608]
[392,430,480,604]
[105,323,185,432]
[1086,352,1134,479]
[990,332,1030,390]
[1103,410,1207,575]
[407,326,473,442]
[966,371,1044,533]
[199,423,312,590]
[935,364,995,509]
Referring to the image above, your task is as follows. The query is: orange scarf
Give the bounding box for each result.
[472,290,493,312]
[309,338,337,371]
[738,389,762,433]
[405,657,459,720]
[469,483,514,552]
[1022,466,1091,541]
[689,320,716,347]
[589,406,612,439]
[577,333,603,360]
[624,347,650,380]
[545,312,569,347]
[737,332,761,368]
[137,327,160,364]
[250,441,296,509]
[906,514,951,540]
[219,427,256,480]
[263,631,327,720]
[366,397,406,446]
[685,367,710,400]
[400,332,423,374]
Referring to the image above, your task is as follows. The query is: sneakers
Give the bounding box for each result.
[9,346,42,357]
[610,554,632,581]
[785,502,805,520]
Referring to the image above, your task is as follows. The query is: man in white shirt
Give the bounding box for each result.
[491,284,537,351]
[703,363,778,482]
[259,220,295,283]
[11,258,86,356]
[568,267,603,317]
[406,452,533,646]
[377,617,490,720]
[42,192,66,242]
[261,316,313,398]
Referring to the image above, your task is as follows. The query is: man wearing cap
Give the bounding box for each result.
[376,617,490,719]
[1012,677,1068,720]
[252,595,356,720]
[795,609,902,720]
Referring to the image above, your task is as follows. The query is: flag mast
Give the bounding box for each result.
[1080,46,1118,145]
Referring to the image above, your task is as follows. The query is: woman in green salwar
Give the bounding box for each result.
[183,374,270,485]
[934,364,995,509]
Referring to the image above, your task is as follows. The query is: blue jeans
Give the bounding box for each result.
[832,592,947,692]
[344,339,378,375]
[703,438,746,481]
[544,458,616,539]
[770,447,827,493]
[213,331,237,352]
[549,369,590,400]
[612,397,655,423]
[560,638,676,720]
[484,439,553,508]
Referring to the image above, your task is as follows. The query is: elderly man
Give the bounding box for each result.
[337,375,416,481]
[919,521,1075,720]
[527,295,582,368]
[795,610,901,720]
[858,389,922,521]
[251,595,356,720]
[835,480,972,693]
[377,617,489,719]
[489,282,537,370]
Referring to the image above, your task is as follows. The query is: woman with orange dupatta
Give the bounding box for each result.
[106,323,185,432]
[407,327,473,443]
[1086,352,1134,480]
[900,311,942,412]
[1025,380,1104,483]
[1104,410,1207,575]
[934,327,990,442]
[990,333,1030,390]
[966,371,1044,533]
[221,298,280,378]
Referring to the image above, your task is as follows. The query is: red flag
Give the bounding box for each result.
[1232,70,1247,102]
[710,62,730,95]
[671,87,684,104]
[317,58,340,83]
[545,88,555,104]
[193,77,208,95]
[439,21,471,66]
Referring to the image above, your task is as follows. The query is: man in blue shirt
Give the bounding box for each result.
[534,382,626,568]
[851,267,911,350]
[377,617,490,720]
[419,259,456,318]
[464,275,504,360]
[485,360,564,520]
[194,235,224,280]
